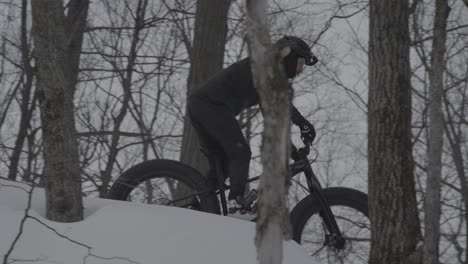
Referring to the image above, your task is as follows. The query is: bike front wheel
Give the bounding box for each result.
[107,159,220,214]
[290,187,370,263]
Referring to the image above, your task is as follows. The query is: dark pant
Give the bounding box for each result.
[187,96,251,199]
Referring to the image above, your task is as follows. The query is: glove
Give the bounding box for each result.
[299,121,316,144]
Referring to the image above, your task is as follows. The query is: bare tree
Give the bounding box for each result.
[245,1,291,264]
[444,96,468,264]
[368,0,422,263]
[96,0,150,197]
[7,0,36,182]
[179,0,231,174]
[67,0,190,197]
[424,0,450,263]
[442,58,468,263]
[31,0,88,222]
[410,1,467,262]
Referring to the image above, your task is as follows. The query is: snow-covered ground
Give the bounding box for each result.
[0,178,313,264]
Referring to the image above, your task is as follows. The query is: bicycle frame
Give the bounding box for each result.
[166,143,347,249]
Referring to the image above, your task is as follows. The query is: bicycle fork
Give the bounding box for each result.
[317,200,346,250]
[305,169,346,250]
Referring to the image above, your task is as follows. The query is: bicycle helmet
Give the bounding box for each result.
[275,35,318,78]
[277,35,318,66]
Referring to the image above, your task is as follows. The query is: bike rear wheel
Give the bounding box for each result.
[290,187,370,263]
[107,159,220,214]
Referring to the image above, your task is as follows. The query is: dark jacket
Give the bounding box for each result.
[190,57,308,126]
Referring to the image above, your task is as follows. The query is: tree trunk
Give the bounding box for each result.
[31,0,84,222]
[245,1,291,264]
[179,0,231,174]
[424,1,450,263]
[64,0,89,96]
[368,0,422,263]
[8,0,35,181]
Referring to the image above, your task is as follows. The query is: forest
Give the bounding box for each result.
[0,0,467,263]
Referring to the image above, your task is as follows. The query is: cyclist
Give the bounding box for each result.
[187,36,317,216]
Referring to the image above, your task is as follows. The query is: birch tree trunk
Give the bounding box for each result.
[245,1,291,264]
[31,0,84,222]
[368,0,422,262]
[180,0,230,173]
[423,0,450,263]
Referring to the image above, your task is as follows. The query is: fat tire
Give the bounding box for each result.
[290,187,369,243]
[107,159,220,214]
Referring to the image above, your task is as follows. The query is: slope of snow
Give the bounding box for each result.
[0,178,313,264]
